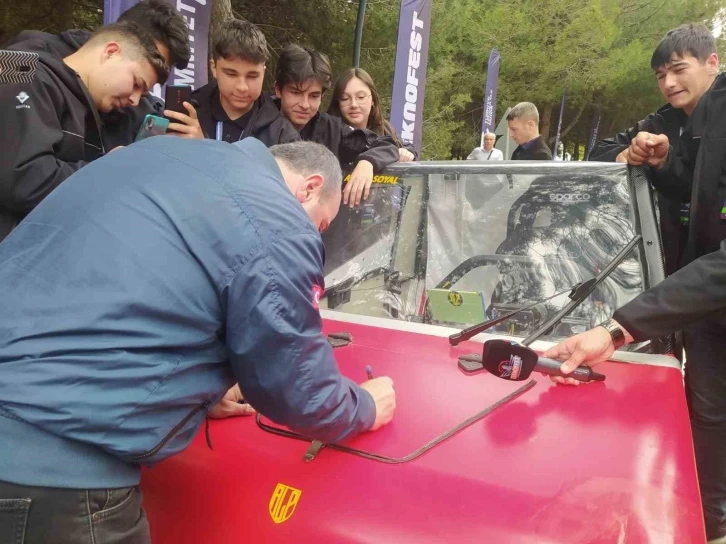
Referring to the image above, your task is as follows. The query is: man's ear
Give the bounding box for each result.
[209,58,217,80]
[274,82,282,99]
[707,52,719,76]
[102,42,122,62]
[301,174,325,202]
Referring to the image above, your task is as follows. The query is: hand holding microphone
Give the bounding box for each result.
[481,339,606,384]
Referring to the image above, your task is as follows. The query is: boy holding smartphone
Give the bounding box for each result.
[0,23,168,243]
[166,19,299,146]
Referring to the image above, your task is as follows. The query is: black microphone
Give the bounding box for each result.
[481,339,605,383]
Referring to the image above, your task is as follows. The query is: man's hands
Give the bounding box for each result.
[208,384,256,418]
[360,376,396,431]
[542,321,633,386]
[343,160,374,208]
[165,102,204,140]
[398,148,415,162]
[616,132,670,169]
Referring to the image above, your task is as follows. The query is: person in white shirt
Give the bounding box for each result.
[467,132,504,160]
[554,142,572,161]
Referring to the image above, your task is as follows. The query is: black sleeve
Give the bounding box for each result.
[588,114,661,162]
[276,119,302,145]
[338,124,400,172]
[613,240,726,341]
[648,142,694,200]
[402,142,420,160]
[0,71,86,215]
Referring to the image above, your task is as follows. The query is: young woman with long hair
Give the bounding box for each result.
[328,68,417,162]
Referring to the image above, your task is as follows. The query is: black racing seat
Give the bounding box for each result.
[486,174,643,336]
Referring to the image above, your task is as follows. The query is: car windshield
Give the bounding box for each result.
[321,161,667,351]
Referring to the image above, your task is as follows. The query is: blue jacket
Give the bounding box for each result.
[0,137,375,488]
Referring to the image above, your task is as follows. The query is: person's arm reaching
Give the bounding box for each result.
[0,72,88,215]
[339,125,400,207]
[223,231,392,443]
[613,239,726,340]
[544,239,726,384]
[589,119,646,162]
[622,132,693,200]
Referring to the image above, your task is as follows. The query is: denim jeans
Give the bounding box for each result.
[685,316,726,540]
[0,479,150,544]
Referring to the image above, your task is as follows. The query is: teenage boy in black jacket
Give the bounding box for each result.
[0,23,168,242]
[6,0,191,151]
[588,24,717,277]
[272,44,400,208]
[166,19,299,147]
[565,24,726,543]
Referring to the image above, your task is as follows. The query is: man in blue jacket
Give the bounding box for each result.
[0,137,395,543]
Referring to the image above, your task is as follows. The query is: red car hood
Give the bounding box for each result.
[141,315,704,543]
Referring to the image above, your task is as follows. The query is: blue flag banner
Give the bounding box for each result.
[480,48,500,144]
[585,111,602,160]
[389,0,432,154]
[103,0,138,25]
[103,0,210,93]
[553,88,566,160]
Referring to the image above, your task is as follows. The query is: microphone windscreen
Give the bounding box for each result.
[481,340,538,381]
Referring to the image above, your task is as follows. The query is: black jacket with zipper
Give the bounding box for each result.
[653,73,726,267]
[270,98,399,173]
[0,51,104,242]
[612,75,726,339]
[588,104,689,276]
[6,29,164,151]
[191,82,300,146]
[300,110,400,172]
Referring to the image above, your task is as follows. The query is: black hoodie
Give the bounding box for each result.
[6,29,164,150]
[0,50,105,241]
[191,81,300,146]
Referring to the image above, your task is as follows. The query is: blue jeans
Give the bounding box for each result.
[0,480,149,543]
[685,317,726,540]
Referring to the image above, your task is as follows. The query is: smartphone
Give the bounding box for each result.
[164,85,192,116]
[0,50,39,85]
[135,114,169,142]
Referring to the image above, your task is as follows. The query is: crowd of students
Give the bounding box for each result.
[3,3,726,541]
[0,0,415,243]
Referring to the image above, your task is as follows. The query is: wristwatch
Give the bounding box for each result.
[599,318,626,349]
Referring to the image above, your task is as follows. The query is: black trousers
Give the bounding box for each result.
[685,316,726,540]
[0,480,150,544]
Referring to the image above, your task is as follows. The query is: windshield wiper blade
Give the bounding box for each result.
[449,286,575,346]
[447,235,642,346]
[521,235,641,346]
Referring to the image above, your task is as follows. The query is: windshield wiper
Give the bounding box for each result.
[448,235,642,347]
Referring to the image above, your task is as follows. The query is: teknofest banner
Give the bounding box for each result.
[389,0,432,154]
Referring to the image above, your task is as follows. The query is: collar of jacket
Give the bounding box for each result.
[690,72,726,138]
